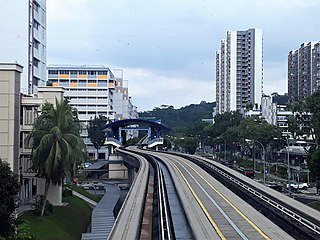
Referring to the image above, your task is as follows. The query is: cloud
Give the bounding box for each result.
[264,61,288,95]
[122,67,213,111]
[45,0,320,111]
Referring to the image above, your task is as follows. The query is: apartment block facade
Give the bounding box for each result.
[288,42,320,101]
[0,0,47,95]
[47,65,138,160]
[19,87,64,204]
[215,28,263,114]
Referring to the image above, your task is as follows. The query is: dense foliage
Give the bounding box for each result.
[290,90,320,179]
[87,114,108,158]
[139,101,215,129]
[0,159,20,238]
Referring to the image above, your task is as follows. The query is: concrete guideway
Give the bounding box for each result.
[107,148,149,240]
[108,147,319,239]
[145,150,294,240]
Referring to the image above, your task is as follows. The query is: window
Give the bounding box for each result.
[48,70,58,74]
[59,70,69,74]
[79,70,86,75]
[33,58,39,67]
[33,20,39,30]
[34,2,39,12]
[98,71,107,75]
[34,39,40,49]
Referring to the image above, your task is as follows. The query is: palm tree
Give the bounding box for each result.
[28,99,86,218]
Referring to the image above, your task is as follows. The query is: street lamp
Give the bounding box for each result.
[217,137,227,161]
[274,137,291,195]
[246,140,256,179]
[246,139,266,184]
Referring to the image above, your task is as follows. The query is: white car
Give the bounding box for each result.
[286,182,309,190]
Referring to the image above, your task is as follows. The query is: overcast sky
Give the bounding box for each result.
[47,0,320,111]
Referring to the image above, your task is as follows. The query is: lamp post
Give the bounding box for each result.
[274,137,291,195]
[246,140,256,179]
[217,137,227,161]
[246,139,266,184]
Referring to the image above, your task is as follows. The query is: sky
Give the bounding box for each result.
[45,0,320,111]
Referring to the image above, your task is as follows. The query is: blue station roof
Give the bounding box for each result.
[102,118,170,132]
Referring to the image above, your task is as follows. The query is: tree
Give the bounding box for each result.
[87,114,108,159]
[0,159,20,238]
[27,99,86,218]
[180,137,198,154]
[212,111,243,137]
[222,118,281,159]
[290,91,320,179]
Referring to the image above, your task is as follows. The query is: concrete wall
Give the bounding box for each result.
[109,155,128,179]
[38,86,64,106]
[0,63,22,173]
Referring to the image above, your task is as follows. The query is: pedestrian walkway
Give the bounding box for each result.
[81,183,121,240]
[72,190,98,207]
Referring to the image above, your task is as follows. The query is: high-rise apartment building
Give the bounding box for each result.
[215,28,263,114]
[0,0,47,95]
[288,42,320,101]
[47,65,137,160]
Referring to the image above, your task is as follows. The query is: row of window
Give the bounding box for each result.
[50,79,112,83]
[48,70,108,75]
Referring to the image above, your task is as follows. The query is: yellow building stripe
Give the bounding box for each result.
[173,163,226,240]
[58,74,69,78]
[98,75,108,80]
[184,161,270,240]
[78,74,87,79]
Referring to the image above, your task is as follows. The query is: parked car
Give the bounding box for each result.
[286,182,309,190]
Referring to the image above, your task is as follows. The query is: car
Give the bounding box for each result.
[79,162,93,169]
[286,182,309,190]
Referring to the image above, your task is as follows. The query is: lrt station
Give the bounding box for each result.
[82,118,169,183]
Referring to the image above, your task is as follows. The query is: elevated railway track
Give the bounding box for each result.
[107,147,320,240]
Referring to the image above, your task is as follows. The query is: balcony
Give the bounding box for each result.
[68,90,109,96]
[69,98,108,104]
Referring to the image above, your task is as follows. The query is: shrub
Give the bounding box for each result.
[62,187,73,197]
[32,195,53,216]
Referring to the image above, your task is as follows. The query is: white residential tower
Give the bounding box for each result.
[215,28,263,114]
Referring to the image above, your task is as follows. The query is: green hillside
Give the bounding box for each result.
[139,101,214,130]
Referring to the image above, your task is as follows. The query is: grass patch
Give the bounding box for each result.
[68,184,102,203]
[20,196,92,240]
